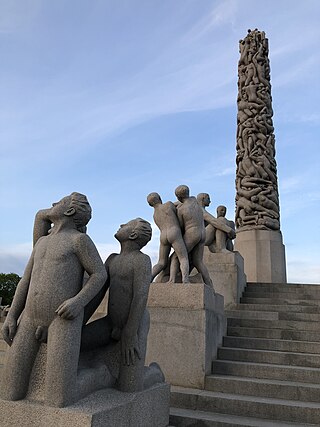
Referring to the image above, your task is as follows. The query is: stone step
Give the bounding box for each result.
[240,297,320,306]
[218,347,320,368]
[227,310,320,322]
[205,375,320,403]
[227,326,320,342]
[226,310,279,320]
[243,291,320,300]
[247,282,320,290]
[223,336,320,354]
[212,360,320,384]
[228,318,320,332]
[235,304,320,313]
[170,407,315,427]
[170,386,320,424]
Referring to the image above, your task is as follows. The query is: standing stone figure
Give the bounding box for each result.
[1,193,108,407]
[147,192,190,283]
[197,193,235,253]
[169,185,213,288]
[236,29,280,231]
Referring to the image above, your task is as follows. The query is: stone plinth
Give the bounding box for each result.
[0,383,170,427]
[204,249,246,308]
[234,229,287,283]
[146,283,226,389]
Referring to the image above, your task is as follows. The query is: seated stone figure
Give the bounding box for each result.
[197,193,235,253]
[81,218,164,393]
[214,205,236,252]
[1,193,108,407]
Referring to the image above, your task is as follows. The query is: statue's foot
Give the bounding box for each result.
[143,362,165,389]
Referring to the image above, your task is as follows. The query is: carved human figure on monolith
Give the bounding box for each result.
[81,218,164,392]
[197,193,235,253]
[1,193,108,407]
[169,185,213,288]
[147,192,189,283]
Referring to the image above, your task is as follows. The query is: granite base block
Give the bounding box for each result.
[234,229,287,283]
[204,249,247,308]
[146,283,226,389]
[0,383,170,427]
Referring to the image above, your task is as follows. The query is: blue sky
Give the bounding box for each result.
[0,0,319,283]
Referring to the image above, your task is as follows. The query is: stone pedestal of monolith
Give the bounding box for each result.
[235,229,286,283]
[0,383,170,427]
[146,283,226,389]
[204,249,246,308]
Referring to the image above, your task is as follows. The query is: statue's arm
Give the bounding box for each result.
[33,209,52,246]
[2,249,35,345]
[55,234,107,320]
[121,254,151,365]
[203,210,232,234]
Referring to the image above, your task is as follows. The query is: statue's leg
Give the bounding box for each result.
[152,243,171,281]
[205,225,215,246]
[1,316,39,401]
[215,229,228,252]
[171,239,190,283]
[44,313,83,407]
[191,243,214,289]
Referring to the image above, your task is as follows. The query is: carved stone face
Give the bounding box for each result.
[217,206,226,218]
[49,196,72,221]
[115,220,138,242]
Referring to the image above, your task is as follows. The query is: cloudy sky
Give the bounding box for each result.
[1,0,319,283]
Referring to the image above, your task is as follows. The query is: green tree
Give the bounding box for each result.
[0,273,21,305]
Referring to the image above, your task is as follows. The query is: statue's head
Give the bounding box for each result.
[216,205,227,218]
[115,218,152,249]
[147,192,162,207]
[197,193,211,207]
[175,185,189,202]
[50,192,92,228]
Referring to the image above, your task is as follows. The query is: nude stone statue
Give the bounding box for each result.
[147,192,189,283]
[1,193,108,407]
[169,185,213,288]
[81,218,164,392]
[197,194,235,253]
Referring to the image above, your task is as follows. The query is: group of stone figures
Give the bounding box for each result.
[0,188,233,408]
[147,185,235,287]
[236,29,280,231]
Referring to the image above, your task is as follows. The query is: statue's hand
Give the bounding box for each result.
[121,328,141,366]
[2,316,17,346]
[55,297,83,320]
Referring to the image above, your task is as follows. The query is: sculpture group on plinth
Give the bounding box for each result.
[0,193,167,420]
[148,185,236,288]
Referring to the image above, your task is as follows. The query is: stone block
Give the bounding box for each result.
[146,283,226,389]
[234,229,287,283]
[204,249,247,308]
[0,382,170,427]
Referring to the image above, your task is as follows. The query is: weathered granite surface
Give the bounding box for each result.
[0,383,170,427]
[204,249,247,308]
[146,283,226,389]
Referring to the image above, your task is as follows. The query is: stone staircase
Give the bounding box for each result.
[170,282,320,426]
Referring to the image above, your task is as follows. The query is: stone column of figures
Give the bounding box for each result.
[235,29,280,232]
